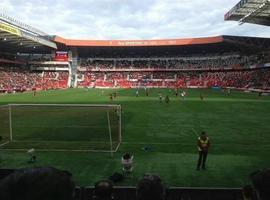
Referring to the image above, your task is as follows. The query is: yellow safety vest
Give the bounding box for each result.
[199,137,209,144]
[198,137,209,151]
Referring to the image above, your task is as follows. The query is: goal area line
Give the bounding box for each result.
[7,103,121,108]
[10,140,119,144]
[0,139,121,153]
[0,148,118,153]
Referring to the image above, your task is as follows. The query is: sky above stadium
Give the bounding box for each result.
[1,0,269,40]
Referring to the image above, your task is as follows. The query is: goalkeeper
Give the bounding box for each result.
[196,131,210,170]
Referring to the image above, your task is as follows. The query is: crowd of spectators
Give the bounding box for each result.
[79,53,270,70]
[115,60,131,69]
[0,66,69,93]
[81,59,114,69]
[77,69,270,89]
[0,166,166,200]
[1,52,270,92]
[0,166,269,200]
[77,53,270,89]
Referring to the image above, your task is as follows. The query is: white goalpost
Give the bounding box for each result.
[9,104,13,141]
[0,104,122,155]
[0,104,10,147]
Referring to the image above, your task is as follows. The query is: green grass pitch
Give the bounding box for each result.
[0,88,270,187]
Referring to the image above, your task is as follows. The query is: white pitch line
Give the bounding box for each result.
[8,103,120,107]
[122,142,188,145]
[114,142,121,152]
[11,140,116,144]
[1,148,116,153]
[0,141,10,148]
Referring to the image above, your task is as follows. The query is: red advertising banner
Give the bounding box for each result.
[55,51,68,61]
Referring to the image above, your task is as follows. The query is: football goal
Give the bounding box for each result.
[0,104,122,154]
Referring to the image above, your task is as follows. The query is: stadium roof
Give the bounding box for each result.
[1,14,270,55]
[225,0,270,26]
[0,14,57,53]
[52,35,270,57]
[53,35,270,49]
[53,36,224,47]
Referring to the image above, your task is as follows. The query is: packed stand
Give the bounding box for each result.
[79,53,270,70]
[77,68,270,89]
[77,53,270,89]
[0,66,69,93]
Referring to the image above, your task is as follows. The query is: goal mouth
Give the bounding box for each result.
[0,104,122,154]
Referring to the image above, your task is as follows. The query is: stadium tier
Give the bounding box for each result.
[76,68,270,89]
[0,66,69,92]
[1,51,270,92]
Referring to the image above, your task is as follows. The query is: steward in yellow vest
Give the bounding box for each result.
[197,131,210,170]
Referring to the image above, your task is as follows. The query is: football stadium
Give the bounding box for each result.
[0,0,270,199]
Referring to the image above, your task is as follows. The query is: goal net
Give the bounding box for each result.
[0,104,121,153]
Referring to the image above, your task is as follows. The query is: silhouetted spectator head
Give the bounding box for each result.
[0,167,75,200]
[94,180,114,200]
[250,168,270,200]
[136,174,165,200]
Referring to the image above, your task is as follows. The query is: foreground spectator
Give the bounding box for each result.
[136,174,165,200]
[0,167,75,200]
[250,168,270,200]
[93,180,114,200]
